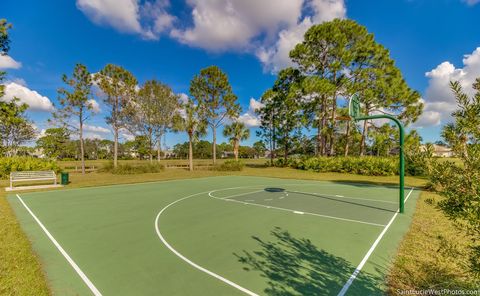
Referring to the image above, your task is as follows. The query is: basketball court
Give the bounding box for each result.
[8,176,419,296]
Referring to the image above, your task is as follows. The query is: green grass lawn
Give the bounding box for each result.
[388,191,480,292]
[0,163,476,295]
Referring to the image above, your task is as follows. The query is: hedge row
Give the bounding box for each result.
[99,162,165,174]
[215,160,245,171]
[272,155,431,176]
[273,156,399,176]
[0,157,60,179]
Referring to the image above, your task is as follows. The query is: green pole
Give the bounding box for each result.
[354,114,405,213]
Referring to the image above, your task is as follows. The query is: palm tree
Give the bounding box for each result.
[173,99,206,171]
[223,122,250,160]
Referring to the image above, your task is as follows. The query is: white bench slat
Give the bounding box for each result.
[10,170,57,189]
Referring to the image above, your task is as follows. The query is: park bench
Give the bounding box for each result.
[10,170,57,189]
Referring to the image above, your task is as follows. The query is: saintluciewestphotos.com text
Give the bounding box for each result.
[396,289,479,295]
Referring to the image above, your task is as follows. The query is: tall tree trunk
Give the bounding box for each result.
[320,95,327,156]
[79,116,85,175]
[212,125,217,165]
[114,127,118,168]
[271,117,276,165]
[360,120,368,156]
[157,138,161,162]
[329,72,338,156]
[269,122,274,166]
[344,121,350,157]
[234,140,239,161]
[316,111,321,156]
[149,129,153,163]
[329,96,337,156]
[188,132,193,171]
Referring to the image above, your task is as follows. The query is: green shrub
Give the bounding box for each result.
[100,162,164,174]
[286,156,399,176]
[216,160,244,171]
[270,156,403,176]
[0,157,60,179]
[405,150,433,177]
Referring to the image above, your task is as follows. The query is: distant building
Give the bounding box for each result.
[31,148,45,158]
[264,150,274,159]
[221,151,235,158]
[420,144,454,157]
[163,150,176,158]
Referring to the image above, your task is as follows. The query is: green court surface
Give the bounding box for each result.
[8,176,420,296]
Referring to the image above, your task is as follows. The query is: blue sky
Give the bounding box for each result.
[1,0,480,148]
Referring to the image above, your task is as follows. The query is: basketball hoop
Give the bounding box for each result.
[346,93,407,214]
[349,94,361,119]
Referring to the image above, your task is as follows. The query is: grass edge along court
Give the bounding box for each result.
[8,176,420,296]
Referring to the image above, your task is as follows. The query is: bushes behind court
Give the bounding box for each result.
[216,160,245,171]
[271,156,428,176]
[0,157,60,179]
[100,162,165,174]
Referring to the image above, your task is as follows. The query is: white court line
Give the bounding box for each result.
[287,190,397,205]
[16,194,102,296]
[154,183,404,295]
[218,190,264,200]
[337,187,415,296]
[155,188,261,296]
[209,192,386,227]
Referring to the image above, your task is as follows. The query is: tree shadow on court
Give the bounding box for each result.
[330,180,426,190]
[289,190,396,213]
[234,227,384,296]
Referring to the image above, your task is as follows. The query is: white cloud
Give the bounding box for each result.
[2,82,54,111]
[417,47,480,127]
[9,77,27,86]
[83,124,111,134]
[76,0,174,40]
[170,0,345,70]
[178,92,189,104]
[0,55,22,69]
[87,99,101,113]
[310,0,347,23]
[121,133,135,141]
[413,110,442,128]
[118,128,135,141]
[77,0,346,71]
[177,93,193,119]
[238,98,264,127]
[77,0,141,33]
[171,0,303,51]
[172,0,345,70]
[258,0,346,72]
[256,18,314,72]
[37,128,47,139]
[84,133,105,140]
[78,132,106,140]
[463,0,480,6]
